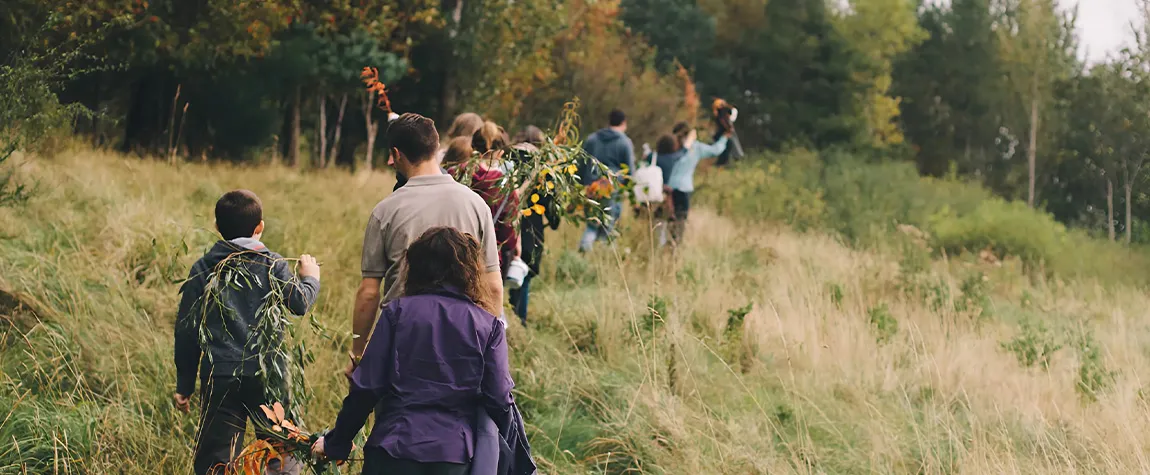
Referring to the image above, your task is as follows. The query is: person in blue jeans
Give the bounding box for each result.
[579,109,635,252]
[667,124,730,245]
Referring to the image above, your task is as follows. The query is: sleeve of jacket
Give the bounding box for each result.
[174,264,205,396]
[325,304,394,460]
[482,321,515,433]
[625,138,637,176]
[271,257,321,317]
[696,136,729,159]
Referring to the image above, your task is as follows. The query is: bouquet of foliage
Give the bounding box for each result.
[194,251,338,473]
[215,402,343,474]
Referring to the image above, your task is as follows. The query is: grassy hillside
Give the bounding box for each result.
[4,149,1150,474]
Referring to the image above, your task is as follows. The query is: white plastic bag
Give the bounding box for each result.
[633,153,664,204]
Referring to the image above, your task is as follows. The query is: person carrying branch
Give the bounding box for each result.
[173,190,322,475]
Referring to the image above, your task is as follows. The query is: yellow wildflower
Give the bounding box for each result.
[533,204,546,214]
[522,208,533,217]
[546,182,555,191]
[531,194,540,203]
[567,164,578,174]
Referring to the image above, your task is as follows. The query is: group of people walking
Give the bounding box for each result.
[172,108,732,475]
[578,110,735,250]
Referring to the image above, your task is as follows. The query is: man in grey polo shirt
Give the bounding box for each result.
[348,113,503,377]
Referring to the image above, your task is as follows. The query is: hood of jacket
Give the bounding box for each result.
[193,239,270,278]
[594,128,626,144]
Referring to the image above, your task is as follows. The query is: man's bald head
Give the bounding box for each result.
[215,189,263,240]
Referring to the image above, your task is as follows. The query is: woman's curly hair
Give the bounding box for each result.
[402,227,491,310]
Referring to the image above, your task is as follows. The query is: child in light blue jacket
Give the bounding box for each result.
[667,126,730,245]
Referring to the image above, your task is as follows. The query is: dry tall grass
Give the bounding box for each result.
[2,148,1150,474]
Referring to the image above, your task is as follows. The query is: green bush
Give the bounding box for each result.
[1000,319,1062,369]
[931,199,1067,267]
[698,150,826,231]
[700,149,1150,286]
[867,304,898,344]
[1073,328,1116,401]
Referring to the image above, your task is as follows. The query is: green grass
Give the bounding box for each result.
[4,149,1150,473]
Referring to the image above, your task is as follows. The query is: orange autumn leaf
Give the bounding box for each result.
[273,402,285,422]
[259,404,276,422]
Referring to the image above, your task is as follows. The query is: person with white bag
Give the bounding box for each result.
[640,134,688,247]
[667,124,732,246]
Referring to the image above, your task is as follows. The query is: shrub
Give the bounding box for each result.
[1000,319,1062,369]
[0,145,30,207]
[1074,328,1116,401]
[697,150,826,231]
[867,304,898,344]
[821,151,988,244]
[956,273,993,319]
[930,199,1068,268]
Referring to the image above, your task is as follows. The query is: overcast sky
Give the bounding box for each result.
[1075,0,1141,62]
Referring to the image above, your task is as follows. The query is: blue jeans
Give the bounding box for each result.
[509,273,533,325]
[579,199,621,252]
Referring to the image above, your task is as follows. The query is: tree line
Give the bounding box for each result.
[4,0,1150,241]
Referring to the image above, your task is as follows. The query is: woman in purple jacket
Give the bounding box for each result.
[312,227,514,474]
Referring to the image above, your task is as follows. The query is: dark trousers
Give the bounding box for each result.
[362,448,470,475]
[194,377,290,475]
[670,190,691,245]
[509,272,534,325]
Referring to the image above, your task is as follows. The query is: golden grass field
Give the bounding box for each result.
[4,148,1150,474]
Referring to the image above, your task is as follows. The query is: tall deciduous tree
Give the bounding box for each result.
[832,0,926,149]
[996,0,1078,207]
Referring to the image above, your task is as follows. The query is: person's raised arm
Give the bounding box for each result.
[696,136,730,160]
[272,254,321,316]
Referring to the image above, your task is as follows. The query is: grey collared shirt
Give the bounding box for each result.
[361,173,500,304]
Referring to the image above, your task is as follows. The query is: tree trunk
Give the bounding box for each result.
[288,85,301,167]
[439,0,464,123]
[318,95,328,168]
[1107,178,1116,241]
[1126,180,1133,244]
[1027,78,1039,208]
[329,94,348,167]
[364,91,378,171]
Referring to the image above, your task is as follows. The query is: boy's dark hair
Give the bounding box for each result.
[656,134,680,155]
[215,190,263,240]
[403,227,490,310]
[386,113,440,164]
[609,109,626,127]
